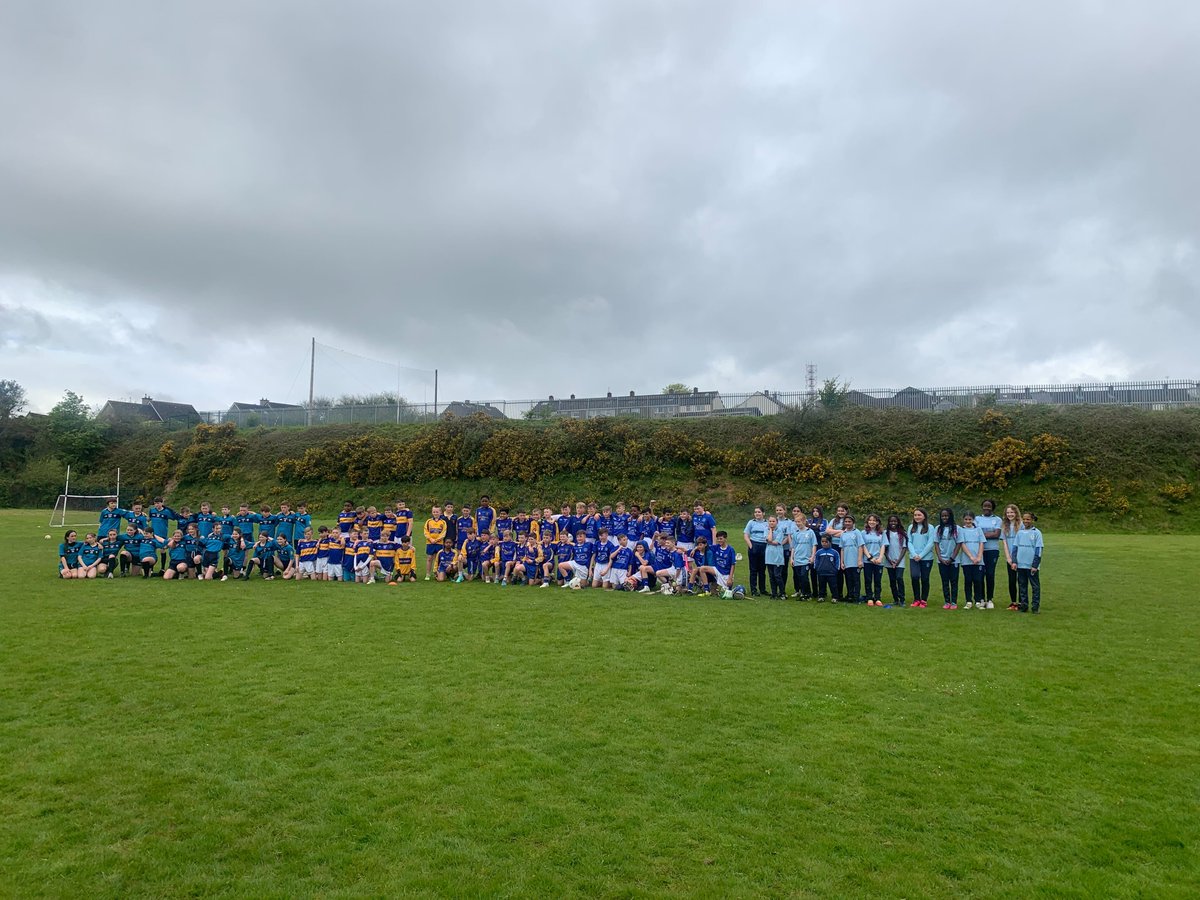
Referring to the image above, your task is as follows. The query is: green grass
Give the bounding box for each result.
[2,509,1198,897]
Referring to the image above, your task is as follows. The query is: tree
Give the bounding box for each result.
[818,378,849,410]
[662,383,692,395]
[0,379,27,419]
[334,392,410,408]
[46,391,108,468]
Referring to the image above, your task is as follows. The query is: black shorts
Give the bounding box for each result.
[201,551,221,567]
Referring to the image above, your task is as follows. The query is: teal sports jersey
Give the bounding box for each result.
[148,506,176,538]
[97,507,128,538]
[234,512,261,540]
[58,541,81,566]
[226,539,248,567]
[78,543,103,565]
[202,535,229,554]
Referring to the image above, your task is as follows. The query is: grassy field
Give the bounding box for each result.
[2,509,1198,897]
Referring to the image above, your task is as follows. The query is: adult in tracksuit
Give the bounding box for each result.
[742,507,769,596]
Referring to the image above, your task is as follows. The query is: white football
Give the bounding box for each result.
[44,534,52,539]
[735,552,744,562]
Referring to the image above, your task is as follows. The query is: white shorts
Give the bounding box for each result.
[712,571,731,589]
[607,567,629,587]
[326,563,343,580]
[316,558,328,575]
[676,541,694,552]
[656,566,677,581]
[354,558,371,574]
[572,562,590,580]
[299,560,316,575]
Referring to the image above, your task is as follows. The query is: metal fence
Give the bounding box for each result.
[186,379,1199,429]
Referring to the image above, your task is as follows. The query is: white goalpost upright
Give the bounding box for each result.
[48,466,122,528]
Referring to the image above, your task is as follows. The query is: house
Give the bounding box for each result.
[886,386,937,410]
[727,391,788,416]
[441,401,506,420]
[528,389,723,420]
[228,399,304,413]
[97,396,202,427]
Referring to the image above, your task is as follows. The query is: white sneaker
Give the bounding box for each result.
[424,575,430,581]
[220,575,228,582]
[638,585,652,594]
[539,582,549,588]
[963,601,973,609]
[986,601,995,609]
[368,577,376,584]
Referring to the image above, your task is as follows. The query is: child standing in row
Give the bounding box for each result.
[935,508,961,609]
[956,512,986,608]
[1012,512,1044,613]
[861,514,886,606]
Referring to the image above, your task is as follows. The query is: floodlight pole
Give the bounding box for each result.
[308,337,315,427]
[63,465,71,528]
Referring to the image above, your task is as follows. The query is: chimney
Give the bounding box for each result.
[629,390,635,397]
[141,395,152,405]
[570,394,576,400]
[693,387,699,394]
[549,395,554,400]
[260,398,269,406]
[606,391,612,398]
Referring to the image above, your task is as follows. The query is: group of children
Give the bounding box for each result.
[56,494,1045,612]
[742,500,1045,613]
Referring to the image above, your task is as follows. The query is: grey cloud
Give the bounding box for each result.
[1,0,1198,411]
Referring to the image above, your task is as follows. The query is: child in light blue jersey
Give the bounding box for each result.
[956,512,986,609]
[1012,512,1044,613]
[975,499,1004,607]
[934,508,961,609]
[838,515,865,603]
[884,514,908,606]
[861,514,886,606]
[765,516,788,598]
[789,511,816,600]
[1001,503,1023,610]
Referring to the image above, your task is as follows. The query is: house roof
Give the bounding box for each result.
[531,391,720,414]
[99,399,201,423]
[229,399,304,411]
[441,401,506,419]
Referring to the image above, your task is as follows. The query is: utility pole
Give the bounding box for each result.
[307,337,316,426]
[806,363,817,407]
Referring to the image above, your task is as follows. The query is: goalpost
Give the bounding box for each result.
[48,466,121,528]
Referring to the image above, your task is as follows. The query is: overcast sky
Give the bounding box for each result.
[2,0,1198,413]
